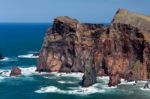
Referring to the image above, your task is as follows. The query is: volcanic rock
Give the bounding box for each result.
[37,16,104,72]
[37,9,150,87]
[10,67,22,76]
[37,16,105,86]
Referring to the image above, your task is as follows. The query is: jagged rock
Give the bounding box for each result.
[10,67,21,76]
[81,48,96,87]
[99,23,149,86]
[112,9,150,32]
[144,82,150,89]
[37,16,104,73]
[104,9,150,86]
[112,8,150,41]
[108,73,121,87]
[37,9,150,87]
[37,16,104,86]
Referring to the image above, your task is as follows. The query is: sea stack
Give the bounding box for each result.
[37,9,150,87]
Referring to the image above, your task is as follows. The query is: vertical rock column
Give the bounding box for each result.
[82,48,96,87]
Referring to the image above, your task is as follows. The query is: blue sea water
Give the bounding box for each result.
[0,23,150,99]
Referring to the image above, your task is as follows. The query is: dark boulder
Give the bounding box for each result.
[10,67,22,76]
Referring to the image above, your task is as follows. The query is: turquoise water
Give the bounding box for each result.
[0,23,150,99]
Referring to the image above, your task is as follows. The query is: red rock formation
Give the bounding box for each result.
[10,67,21,76]
[97,23,149,86]
[37,9,150,87]
[37,16,105,86]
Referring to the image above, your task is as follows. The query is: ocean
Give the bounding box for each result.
[0,23,150,99]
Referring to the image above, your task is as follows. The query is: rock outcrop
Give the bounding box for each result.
[106,9,150,86]
[112,9,150,31]
[10,67,22,76]
[112,8,150,41]
[37,9,150,87]
[37,16,104,86]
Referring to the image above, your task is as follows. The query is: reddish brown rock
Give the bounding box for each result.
[37,16,105,86]
[37,16,105,73]
[37,9,150,87]
[108,73,121,87]
[10,67,21,76]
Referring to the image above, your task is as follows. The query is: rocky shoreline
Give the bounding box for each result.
[37,9,150,87]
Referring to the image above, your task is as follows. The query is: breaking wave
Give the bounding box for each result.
[0,57,18,62]
[0,66,37,77]
[35,84,105,95]
[18,54,39,58]
[58,80,76,84]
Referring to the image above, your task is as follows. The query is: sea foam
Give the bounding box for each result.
[0,66,37,77]
[0,57,18,62]
[35,84,105,95]
[18,54,39,58]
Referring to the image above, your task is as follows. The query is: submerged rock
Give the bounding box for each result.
[37,9,150,87]
[10,67,22,76]
[144,82,150,89]
[0,53,3,60]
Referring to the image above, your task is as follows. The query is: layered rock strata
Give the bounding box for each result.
[37,9,150,87]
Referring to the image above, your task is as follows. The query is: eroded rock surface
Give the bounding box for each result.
[37,16,105,86]
[37,9,150,87]
[10,67,22,76]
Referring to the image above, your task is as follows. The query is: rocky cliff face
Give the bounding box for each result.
[37,9,150,87]
[99,23,150,86]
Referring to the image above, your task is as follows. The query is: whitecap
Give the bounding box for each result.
[50,72,83,79]
[97,76,109,84]
[140,87,150,91]
[18,54,39,58]
[19,66,37,75]
[0,66,37,77]
[35,86,62,93]
[0,57,18,62]
[68,84,105,95]
[0,69,11,77]
[58,80,76,84]
[0,76,4,80]
[35,85,105,95]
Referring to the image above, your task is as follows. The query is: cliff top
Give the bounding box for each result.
[112,8,150,33]
[54,16,79,24]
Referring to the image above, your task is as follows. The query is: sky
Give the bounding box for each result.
[0,0,149,23]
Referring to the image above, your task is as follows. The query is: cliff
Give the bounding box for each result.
[37,9,150,87]
[112,8,150,41]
